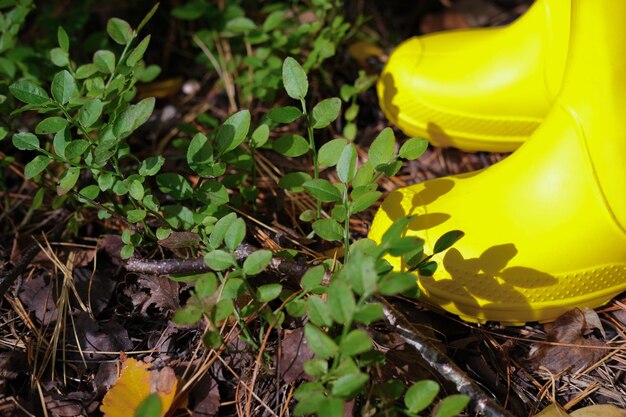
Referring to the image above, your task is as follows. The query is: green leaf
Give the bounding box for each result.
[107,17,133,45]
[405,380,440,414]
[339,329,372,357]
[336,143,357,183]
[376,160,402,177]
[342,249,377,296]
[303,358,328,378]
[278,171,311,192]
[128,180,144,201]
[216,110,251,154]
[433,395,470,417]
[24,155,51,179]
[224,217,246,251]
[9,80,50,105]
[282,57,308,100]
[98,173,115,191]
[196,180,229,206]
[318,138,348,167]
[433,230,464,254]
[268,106,302,124]
[93,50,116,74]
[13,132,39,150]
[399,137,429,160]
[113,97,155,138]
[57,167,80,195]
[331,372,369,398]
[272,134,309,157]
[257,283,282,303]
[418,261,437,277]
[75,64,98,79]
[204,250,235,271]
[349,191,381,214]
[225,16,256,33]
[77,99,103,127]
[311,97,341,129]
[381,217,413,246]
[65,140,90,160]
[50,47,69,67]
[187,133,214,175]
[57,26,69,52]
[135,394,162,417]
[378,272,416,296]
[139,156,164,176]
[327,280,355,324]
[352,161,375,188]
[127,35,151,67]
[78,184,99,200]
[301,265,325,292]
[306,295,332,327]
[243,249,272,276]
[138,2,159,32]
[32,188,45,210]
[368,127,396,168]
[194,273,217,297]
[303,179,342,203]
[250,124,269,148]
[304,323,337,359]
[209,212,237,248]
[312,219,344,241]
[127,209,147,223]
[156,173,193,200]
[35,117,68,134]
[262,10,284,31]
[172,304,203,325]
[353,303,384,325]
[317,397,344,417]
[51,70,75,104]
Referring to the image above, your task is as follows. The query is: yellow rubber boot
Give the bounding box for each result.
[378,0,570,152]
[369,0,626,325]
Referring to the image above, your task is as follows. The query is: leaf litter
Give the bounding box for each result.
[2,1,626,416]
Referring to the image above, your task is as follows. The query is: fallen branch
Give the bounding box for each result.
[379,298,515,417]
[125,243,308,277]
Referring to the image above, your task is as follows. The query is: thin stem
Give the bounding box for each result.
[343,189,350,261]
[301,99,321,218]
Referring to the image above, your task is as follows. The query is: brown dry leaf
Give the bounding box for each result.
[100,357,178,417]
[570,405,626,417]
[528,308,608,373]
[18,273,58,325]
[134,275,180,315]
[158,231,201,249]
[189,374,220,416]
[74,312,132,360]
[278,327,315,383]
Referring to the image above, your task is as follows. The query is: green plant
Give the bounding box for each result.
[172,0,355,105]
[6,5,469,415]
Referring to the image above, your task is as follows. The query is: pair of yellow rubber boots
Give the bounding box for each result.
[370,0,626,325]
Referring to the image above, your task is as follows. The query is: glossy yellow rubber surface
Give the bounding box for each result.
[369,0,626,325]
[377,0,570,152]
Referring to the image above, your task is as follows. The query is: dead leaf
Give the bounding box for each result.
[133,275,180,315]
[100,357,178,417]
[278,327,315,383]
[570,405,626,417]
[189,374,220,416]
[72,268,116,316]
[158,231,201,249]
[73,312,132,360]
[18,273,58,325]
[528,308,608,373]
[99,235,125,266]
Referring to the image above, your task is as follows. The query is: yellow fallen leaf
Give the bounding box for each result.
[534,404,570,417]
[100,357,178,417]
[570,405,626,417]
